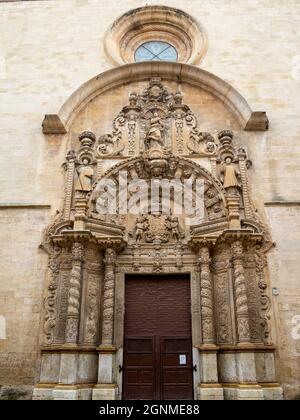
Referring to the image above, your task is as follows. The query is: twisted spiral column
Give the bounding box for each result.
[65,242,85,344]
[101,248,117,347]
[199,246,215,345]
[231,240,251,344]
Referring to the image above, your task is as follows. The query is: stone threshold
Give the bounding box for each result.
[265,201,300,206]
[0,204,51,209]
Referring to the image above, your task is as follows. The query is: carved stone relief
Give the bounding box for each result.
[38,77,277,400]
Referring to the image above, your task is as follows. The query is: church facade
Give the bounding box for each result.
[0,1,300,400]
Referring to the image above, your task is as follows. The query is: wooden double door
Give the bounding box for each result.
[123,275,193,400]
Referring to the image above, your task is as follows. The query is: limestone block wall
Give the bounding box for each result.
[0,0,300,399]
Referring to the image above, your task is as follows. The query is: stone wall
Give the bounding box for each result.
[0,0,300,399]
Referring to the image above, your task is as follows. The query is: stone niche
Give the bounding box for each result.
[34,65,282,400]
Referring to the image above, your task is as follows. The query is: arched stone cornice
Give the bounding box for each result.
[88,154,228,219]
[42,62,269,135]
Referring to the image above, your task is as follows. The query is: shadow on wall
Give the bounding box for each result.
[0,386,32,401]
[0,315,6,340]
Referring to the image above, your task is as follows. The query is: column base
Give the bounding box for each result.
[33,385,55,400]
[223,384,264,400]
[260,384,283,400]
[92,384,118,400]
[33,384,94,400]
[53,385,93,400]
[197,384,224,400]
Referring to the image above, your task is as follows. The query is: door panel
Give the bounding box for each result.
[123,337,156,400]
[123,275,193,400]
[161,337,193,400]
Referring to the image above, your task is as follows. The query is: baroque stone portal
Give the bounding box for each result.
[33,78,282,401]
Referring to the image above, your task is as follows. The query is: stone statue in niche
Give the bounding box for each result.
[145,112,165,149]
[75,159,94,193]
[220,156,241,193]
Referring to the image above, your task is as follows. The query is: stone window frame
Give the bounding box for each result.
[104,6,208,66]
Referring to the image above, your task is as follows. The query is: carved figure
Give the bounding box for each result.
[135,215,149,242]
[221,157,240,190]
[146,112,165,148]
[75,159,93,192]
[166,216,183,241]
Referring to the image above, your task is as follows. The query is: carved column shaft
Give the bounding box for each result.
[74,197,88,231]
[65,242,85,344]
[226,194,241,229]
[231,240,251,344]
[64,154,76,221]
[101,248,117,347]
[96,159,104,180]
[238,157,254,220]
[199,246,215,345]
[210,157,218,179]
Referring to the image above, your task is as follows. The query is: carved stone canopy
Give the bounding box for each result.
[89,78,219,159]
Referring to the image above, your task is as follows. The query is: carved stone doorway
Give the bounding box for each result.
[123,274,193,400]
[33,73,283,400]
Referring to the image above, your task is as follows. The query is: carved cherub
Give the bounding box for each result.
[135,215,149,242]
[129,92,138,106]
[166,216,184,241]
[134,161,145,179]
[173,91,183,105]
[168,157,178,177]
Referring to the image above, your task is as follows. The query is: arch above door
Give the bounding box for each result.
[42,62,269,135]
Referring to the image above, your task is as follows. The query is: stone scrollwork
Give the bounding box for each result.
[44,245,62,345]
[187,130,217,155]
[91,78,218,159]
[255,247,272,345]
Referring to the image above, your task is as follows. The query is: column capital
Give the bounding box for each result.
[188,236,217,252]
[97,238,126,253]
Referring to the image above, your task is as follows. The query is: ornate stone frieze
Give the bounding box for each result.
[213,264,233,345]
[81,247,104,345]
[55,270,70,343]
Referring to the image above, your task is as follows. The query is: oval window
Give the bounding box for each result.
[135,41,178,63]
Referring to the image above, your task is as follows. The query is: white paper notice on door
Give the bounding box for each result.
[179,354,187,365]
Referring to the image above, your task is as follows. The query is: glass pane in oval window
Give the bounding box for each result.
[135,41,178,62]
